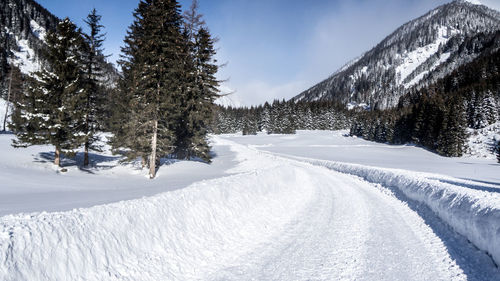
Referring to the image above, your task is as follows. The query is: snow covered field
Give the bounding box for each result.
[0,131,499,280]
[227,130,500,184]
[0,134,237,216]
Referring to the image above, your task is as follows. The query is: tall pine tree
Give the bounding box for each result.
[437,98,468,157]
[175,0,219,161]
[11,19,86,167]
[184,26,219,160]
[82,9,107,166]
[114,0,185,178]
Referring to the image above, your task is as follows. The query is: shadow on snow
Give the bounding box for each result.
[375,180,500,280]
[34,150,217,175]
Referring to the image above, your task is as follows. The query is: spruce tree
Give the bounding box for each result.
[176,0,219,161]
[114,0,185,178]
[242,116,257,135]
[187,27,219,160]
[11,19,86,167]
[268,100,280,134]
[82,8,107,166]
[172,29,196,160]
[437,98,468,157]
[281,101,296,134]
[259,102,271,132]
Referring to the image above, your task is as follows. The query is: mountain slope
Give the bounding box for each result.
[294,0,500,109]
[0,0,59,80]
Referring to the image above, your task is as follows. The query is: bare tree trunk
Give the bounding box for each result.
[54,147,61,167]
[149,119,158,179]
[83,108,90,166]
[84,141,89,166]
[84,57,92,167]
[3,66,13,132]
[141,156,146,169]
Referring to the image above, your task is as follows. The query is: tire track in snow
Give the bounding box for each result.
[237,143,500,281]
[208,140,469,280]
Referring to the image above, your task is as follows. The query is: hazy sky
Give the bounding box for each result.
[36,0,500,106]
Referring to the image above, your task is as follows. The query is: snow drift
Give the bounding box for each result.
[266,152,500,267]
[0,158,316,280]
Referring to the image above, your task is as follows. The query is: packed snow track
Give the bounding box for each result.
[212,162,466,280]
[0,135,499,280]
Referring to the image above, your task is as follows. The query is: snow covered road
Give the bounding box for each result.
[1,134,499,280]
[211,139,499,280]
[212,164,466,280]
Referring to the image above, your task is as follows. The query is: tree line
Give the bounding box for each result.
[8,0,219,179]
[212,100,353,135]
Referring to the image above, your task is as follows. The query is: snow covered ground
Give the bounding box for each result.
[227,130,500,184]
[0,134,237,216]
[0,131,499,280]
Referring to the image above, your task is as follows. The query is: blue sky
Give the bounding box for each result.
[36,0,500,106]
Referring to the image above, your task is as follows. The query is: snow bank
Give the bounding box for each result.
[270,153,500,267]
[0,160,315,280]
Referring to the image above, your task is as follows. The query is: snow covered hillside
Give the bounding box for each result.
[0,132,499,280]
[295,0,500,109]
[0,0,59,79]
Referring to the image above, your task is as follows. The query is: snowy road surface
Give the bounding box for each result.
[1,133,499,280]
[212,164,466,280]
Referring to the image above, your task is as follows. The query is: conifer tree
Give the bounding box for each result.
[114,0,185,178]
[172,29,196,159]
[259,102,271,132]
[242,115,257,135]
[175,0,220,161]
[82,8,107,166]
[437,98,467,157]
[280,101,296,134]
[183,0,204,39]
[11,19,86,167]
[187,27,219,160]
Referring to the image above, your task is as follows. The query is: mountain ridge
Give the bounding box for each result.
[294,0,500,109]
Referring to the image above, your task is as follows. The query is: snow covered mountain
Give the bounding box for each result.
[0,0,119,91]
[0,0,59,80]
[294,0,500,109]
